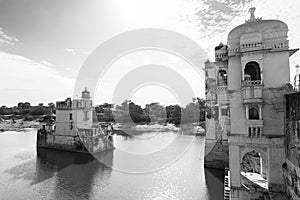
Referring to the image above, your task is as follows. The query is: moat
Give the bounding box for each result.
[0,129,224,200]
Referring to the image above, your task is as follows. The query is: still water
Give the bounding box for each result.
[0,129,224,200]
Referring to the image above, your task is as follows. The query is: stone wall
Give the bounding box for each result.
[205,140,229,169]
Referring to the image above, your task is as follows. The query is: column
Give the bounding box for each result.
[229,146,241,187]
[245,105,249,119]
[258,104,262,120]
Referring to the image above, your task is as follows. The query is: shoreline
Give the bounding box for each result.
[0,119,39,132]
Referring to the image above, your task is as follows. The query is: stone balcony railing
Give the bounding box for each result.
[216,81,228,91]
[242,81,263,103]
[215,52,228,61]
[228,48,240,53]
[240,42,263,52]
[242,80,262,87]
[246,120,264,138]
[272,41,289,49]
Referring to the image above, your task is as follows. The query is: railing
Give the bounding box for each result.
[215,52,228,61]
[272,42,289,49]
[248,126,262,138]
[228,48,239,53]
[242,80,262,87]
[247,120,263,138]
[224,168,231,200]
[241,42,262,49]
[242,83,263,102]
[294,74,300,91]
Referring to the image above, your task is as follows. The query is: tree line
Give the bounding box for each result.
[95,98,206,125]
[0,102,55,120]
[0,98,207,124]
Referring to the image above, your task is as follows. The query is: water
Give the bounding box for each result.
[0,129,224,200]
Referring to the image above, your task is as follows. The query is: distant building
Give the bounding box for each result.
[204,42,230,169]
[37,88,114,153]
[54,87,93,144]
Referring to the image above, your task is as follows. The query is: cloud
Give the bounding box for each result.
[63,48,76,55]
[193,0,253,36]
[63,48,91,56]
[0,51,75,106]
[0,27,18,46]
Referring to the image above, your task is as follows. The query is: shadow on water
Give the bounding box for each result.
[205,168,225,200]
[4,146,114,199]
[36,148,114,199]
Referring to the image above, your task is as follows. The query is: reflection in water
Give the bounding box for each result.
[36,148,113,200]
[0,129,224,200]
[205,168,225,199]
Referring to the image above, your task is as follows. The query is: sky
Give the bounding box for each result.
[0,0,300,107]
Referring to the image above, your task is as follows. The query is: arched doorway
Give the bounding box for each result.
[244,61,261,81]
[241,150,268,189]
[241,150,261,173]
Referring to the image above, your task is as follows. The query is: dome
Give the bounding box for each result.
[228,20,288,46]
[240,32,262,45]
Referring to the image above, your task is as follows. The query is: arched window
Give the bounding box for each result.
[218,70,228,86]
[249,107,259,120]
[244,61,261,81]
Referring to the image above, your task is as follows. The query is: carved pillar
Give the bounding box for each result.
[258,104,262,120]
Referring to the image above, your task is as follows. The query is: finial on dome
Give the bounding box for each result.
[245,7,262,23]
[249,7,256,21]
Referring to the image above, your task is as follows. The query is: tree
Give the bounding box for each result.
[182,102,200,124]
[95,103,115,122]
[0,106,12,115]
[166,105,181,125]
[22,102,31,109]
[21,109,30,115]
[192,97,206,122]
[145,103,166,124]
[30,107,44,115]
[17,102,24,108]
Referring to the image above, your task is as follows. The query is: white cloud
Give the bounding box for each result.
[63,48,76,55]
[0,51,75,106]
[0,27,18,46]
[63,48,90,55]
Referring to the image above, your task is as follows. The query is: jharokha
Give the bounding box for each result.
[204,7,300,199]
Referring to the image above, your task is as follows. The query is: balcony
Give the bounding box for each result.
[240,42,263,52]
[242,81,263,104]
[246,120,263,138]
[216,81,228,92]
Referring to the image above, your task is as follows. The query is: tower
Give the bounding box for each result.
[227,8,298,198]
[72,87,94,129]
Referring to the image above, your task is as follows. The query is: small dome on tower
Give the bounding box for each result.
[82,87,90,99]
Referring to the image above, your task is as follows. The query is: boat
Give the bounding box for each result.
[191,126,205,136]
